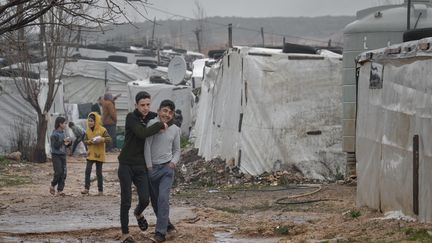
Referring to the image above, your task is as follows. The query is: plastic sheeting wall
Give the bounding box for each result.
[193,47,345,179]
[61,60,165,127]
[127,81,195,136]
[0,78,64,156]
[356,39,432,222]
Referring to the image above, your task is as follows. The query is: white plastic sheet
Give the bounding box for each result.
[193,47,344,179]
[356,38,432,222]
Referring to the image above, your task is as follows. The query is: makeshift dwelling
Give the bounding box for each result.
[192,47,344,180]
[356,37,432,222]
[0,77,64,156]
[127,81,195,136]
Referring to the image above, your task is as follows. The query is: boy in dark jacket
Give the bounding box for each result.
[49,116,71,196]
[117,91,166,243]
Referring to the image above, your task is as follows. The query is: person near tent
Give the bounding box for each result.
[144,99,181,242]
[91,96,102,115]
[101,93,117,152]
[49,116,71,196]
[81,112,111,196]
[117,91,167,243]
[68,121,86,156]
[173,109,183,128]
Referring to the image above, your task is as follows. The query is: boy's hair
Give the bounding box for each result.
[159,99,175,111]
[88,114,96,121]
[68,121,75,128]
[54,116,66,129]
[135,91,151,104]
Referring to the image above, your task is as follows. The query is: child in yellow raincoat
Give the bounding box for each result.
[82,112,111,195]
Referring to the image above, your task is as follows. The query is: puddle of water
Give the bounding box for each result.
[213,230,278,243]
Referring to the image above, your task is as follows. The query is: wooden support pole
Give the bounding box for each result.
[413,134,419,215]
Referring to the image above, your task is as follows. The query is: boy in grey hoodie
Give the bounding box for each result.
[144,100,180,242]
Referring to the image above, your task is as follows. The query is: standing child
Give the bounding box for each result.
[68,121,86,156]
[81,112,111,196]
[144,100,181,242]
[50,116,71,196]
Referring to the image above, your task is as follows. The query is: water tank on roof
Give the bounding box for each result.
[342,0,432,155]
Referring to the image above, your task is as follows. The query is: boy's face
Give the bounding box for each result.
[158,106,174,123]
[136,98,151,117]
[88,118,95,128]
[60,122,66,130]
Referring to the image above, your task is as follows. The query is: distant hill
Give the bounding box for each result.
[83,16,356,53]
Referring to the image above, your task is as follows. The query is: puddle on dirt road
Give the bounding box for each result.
[213,230,279,243]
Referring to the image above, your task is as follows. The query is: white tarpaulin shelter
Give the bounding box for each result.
[193,46,344,179]
[62,60,165,127]
[127,81,195,136]
[356,37,432,222]
[0,77,64,156]
[12,60,166,127]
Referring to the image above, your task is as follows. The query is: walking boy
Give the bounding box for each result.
[81,112,111,196]
[117,91,167,243]
[49,116,71,196]
[68,121,85,156]
[145,100,181,242]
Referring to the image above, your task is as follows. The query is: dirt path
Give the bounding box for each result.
[1,153,432,242]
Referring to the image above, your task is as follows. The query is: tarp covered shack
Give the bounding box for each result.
[127,81,195,137]
[356,37,432,222]
[193,46,344,180]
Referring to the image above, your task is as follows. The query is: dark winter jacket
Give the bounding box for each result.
[50,129,67,156]
[118,109,163,166]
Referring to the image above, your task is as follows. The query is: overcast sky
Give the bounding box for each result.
[123,0,405,21]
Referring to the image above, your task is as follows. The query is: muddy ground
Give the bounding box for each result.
[0,150,432,243]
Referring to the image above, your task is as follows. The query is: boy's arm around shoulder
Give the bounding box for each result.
[126,113,164,139]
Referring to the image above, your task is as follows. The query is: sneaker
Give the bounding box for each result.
[49,186,55,195]
[97,191,103,196]
[153,232,166,242]
[136,215,148,231]
[81,189,89,195]
[57,191,65,196]
[167,222,176,233]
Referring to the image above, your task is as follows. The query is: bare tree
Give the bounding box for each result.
[0,0,151,36]
[0,0,150,162]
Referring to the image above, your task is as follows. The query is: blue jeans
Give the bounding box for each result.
[149,163,175,235]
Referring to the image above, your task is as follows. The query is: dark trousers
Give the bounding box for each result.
[51,154,67,192]
[105,124,116,151]
[118,163,150,234]
[71,134,85,154]
[84,160,103,192]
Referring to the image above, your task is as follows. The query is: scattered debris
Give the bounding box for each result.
[175,148,311,188]
[5,151,21,161]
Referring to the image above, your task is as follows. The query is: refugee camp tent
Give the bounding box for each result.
[356,37,432,222]
[13,60,166,127]
[192,46,344,180]
[62,60,166,127]
[0,77,64,156]
[127,80,195,137]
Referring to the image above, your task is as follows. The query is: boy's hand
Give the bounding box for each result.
[64,137,71,145]
[168,162,176,169]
